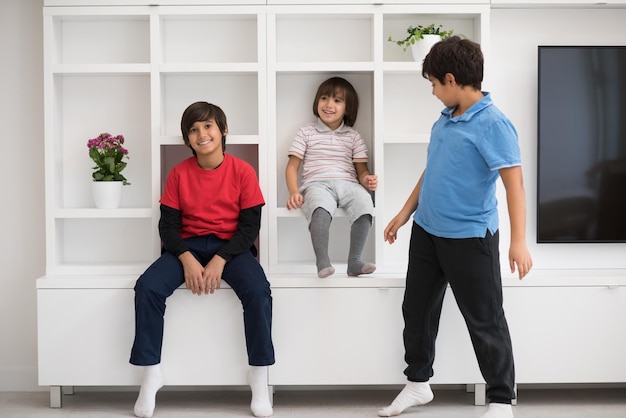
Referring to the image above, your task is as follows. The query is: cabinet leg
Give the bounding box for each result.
[512,384,517,406]
[49,386,62,408]
[268,385,274,406]
[474,383,486,406]
[62,386,75,395]
[465,384,475,393]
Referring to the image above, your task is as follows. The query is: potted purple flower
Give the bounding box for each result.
[87,132,130,208]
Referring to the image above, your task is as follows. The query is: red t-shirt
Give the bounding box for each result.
[160,154,265,240]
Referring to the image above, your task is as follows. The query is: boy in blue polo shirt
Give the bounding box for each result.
[379,36,533,418]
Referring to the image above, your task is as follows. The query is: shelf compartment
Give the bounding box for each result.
[160,14,258,64]
[50,15,150,65]
[50,74,152,210]
[274,14,374,63]
[383,13,482,63]
[274,72,374,207]
[382,72,442,138]
[160,73,259,137]
[53,218,154,267]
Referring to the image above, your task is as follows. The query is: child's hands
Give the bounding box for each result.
[287,192,304,210]
[362,174,378,191]
[384,211,411,245]
[202,255,226,294]
[179,251,208,295]
[509,241,533,280]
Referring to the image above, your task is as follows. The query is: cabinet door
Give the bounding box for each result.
[505,286,626,383]
[37,287,248,386]
[270,287,406,385]
[270,287,482,385]
[37,288,139,385]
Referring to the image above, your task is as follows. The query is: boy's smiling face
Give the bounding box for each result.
[187,118,224,157]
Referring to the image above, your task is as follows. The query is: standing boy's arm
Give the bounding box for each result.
[285,155,304,209]
[499,166,533,280]
[354,162,378,191]
[384,170,425,244]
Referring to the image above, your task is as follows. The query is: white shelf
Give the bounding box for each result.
[51,64,151,74]
[274,62,375,72]
[160,134,259,146]
[54,208,153,218]
[384,133,431,144]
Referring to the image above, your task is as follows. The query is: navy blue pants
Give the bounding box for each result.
[129,235,275,367]
[402,223,515,404]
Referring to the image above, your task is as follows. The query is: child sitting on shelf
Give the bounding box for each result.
[130,101,274,418]
[285,76,378,278]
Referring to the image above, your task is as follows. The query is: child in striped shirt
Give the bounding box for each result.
[286,77,378,278]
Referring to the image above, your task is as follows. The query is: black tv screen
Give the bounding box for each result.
[537,46,626,243]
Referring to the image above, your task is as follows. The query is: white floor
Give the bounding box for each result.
[1,387,625,417]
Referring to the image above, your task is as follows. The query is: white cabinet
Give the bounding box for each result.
[44,1,626,408]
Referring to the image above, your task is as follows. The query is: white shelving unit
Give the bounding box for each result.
[38,4,490,404]
[38,0,626,410]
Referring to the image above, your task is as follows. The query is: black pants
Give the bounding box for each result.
[130,234,275,367]
[402,223,515,404]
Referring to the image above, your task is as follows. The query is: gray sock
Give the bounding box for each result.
[309,208,334,277]
[347,215,376,276]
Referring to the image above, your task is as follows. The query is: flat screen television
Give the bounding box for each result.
[537,46,626,243]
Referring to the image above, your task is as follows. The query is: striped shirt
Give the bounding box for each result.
[288,118,369,185]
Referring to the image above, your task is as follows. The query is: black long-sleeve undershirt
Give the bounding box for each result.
[158,203,262,262]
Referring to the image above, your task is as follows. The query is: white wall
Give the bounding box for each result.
[0,0,45,391]
[489,7,626,275]
[1,1,626,392]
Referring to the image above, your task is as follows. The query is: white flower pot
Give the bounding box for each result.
[410,34,443,62]
[92,181,123,209]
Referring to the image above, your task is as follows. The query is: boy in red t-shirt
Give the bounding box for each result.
[130,102,275,418]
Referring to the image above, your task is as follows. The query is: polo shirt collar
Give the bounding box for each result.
[315,117,349,133]
[442,91,492,122]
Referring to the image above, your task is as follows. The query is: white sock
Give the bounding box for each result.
[378,381,434,417]
[480,403,514,418]
[248,365,273,417]
[134,364,164,418]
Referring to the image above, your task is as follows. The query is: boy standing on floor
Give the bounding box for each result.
[130,102,275,418]
[380,36,533,418]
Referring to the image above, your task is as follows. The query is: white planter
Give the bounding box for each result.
[410,34,443,62]
[92,181,123,209]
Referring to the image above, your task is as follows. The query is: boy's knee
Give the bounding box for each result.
[239,277,271,305]
[134,273,163,297]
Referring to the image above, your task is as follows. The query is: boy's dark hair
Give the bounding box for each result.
[422,35,483,91]
[180,101,228,155]
[312,77,359,127]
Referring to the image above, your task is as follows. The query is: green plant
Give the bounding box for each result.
[87,132,131,185]
[388,23,453,52]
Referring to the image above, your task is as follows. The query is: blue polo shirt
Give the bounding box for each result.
[414,92,521,239]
